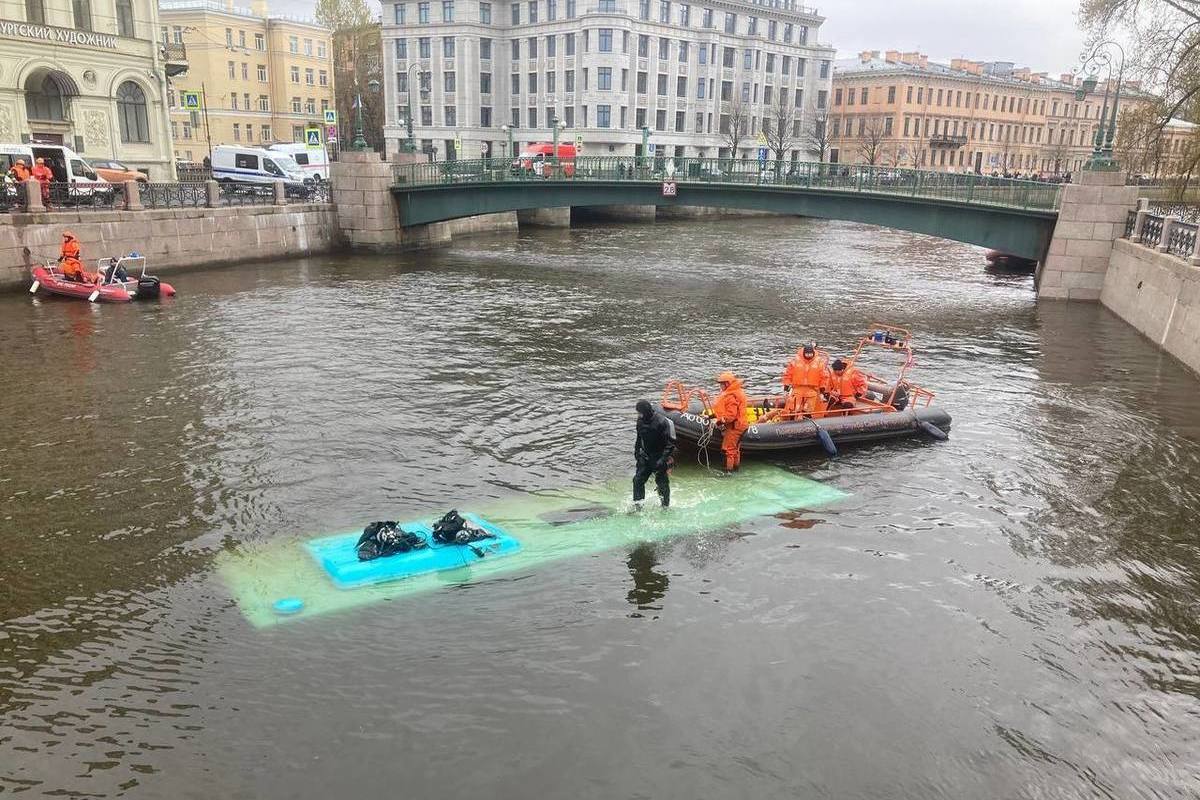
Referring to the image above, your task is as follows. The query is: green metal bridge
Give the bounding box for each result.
[391,158,1062,261]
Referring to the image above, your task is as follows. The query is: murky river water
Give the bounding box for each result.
[2,217,1199,798]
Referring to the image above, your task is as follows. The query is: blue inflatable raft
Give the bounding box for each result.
[305,514,521,589]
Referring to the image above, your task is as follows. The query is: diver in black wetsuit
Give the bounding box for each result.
[633,399,676,508]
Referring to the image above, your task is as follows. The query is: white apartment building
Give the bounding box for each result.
[381,0,834,161]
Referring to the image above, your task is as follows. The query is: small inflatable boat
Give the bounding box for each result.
[984,249,1037,272]
[30,256,176,303]
[661,324,952,457]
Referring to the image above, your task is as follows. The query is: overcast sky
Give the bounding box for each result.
[273,0,1088,76]
[820,0,1088,75]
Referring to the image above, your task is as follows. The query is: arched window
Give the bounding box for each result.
[25,74,66,121]
[116,81,149,143]
[115,0,134,36]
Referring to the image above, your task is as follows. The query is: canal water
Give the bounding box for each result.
[2,218,1198,798]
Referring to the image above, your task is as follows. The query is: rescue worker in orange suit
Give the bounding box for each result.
[711,371,748,473]
[8,158,31,183]
[58,231,96,283]
[827,358,869,410]
[781,342,830,416]
[30,157,53,207]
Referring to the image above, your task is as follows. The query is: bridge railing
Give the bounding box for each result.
[392,157,1062,211]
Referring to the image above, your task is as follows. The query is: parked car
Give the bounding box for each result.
[88,159,148,183]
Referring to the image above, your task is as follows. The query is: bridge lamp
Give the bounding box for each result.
[501,124,514,162]
[551,117,567,171]
[1075,40,1125,170]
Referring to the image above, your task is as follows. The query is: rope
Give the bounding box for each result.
[695,418,720,473]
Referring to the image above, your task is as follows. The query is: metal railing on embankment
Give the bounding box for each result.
[392,157,1063,212]
[1124,209,1200,264]
[3,180,332,213]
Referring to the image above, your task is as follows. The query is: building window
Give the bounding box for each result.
[419,37,430,58]
[546,35,555,56]
[480,37,491,59]
[596,66,612,90]
[510,2,519,22]
[528,0,537,21]
[527,36,537,57]
[394,2,406,22]
[25,73,67,121]
[444,37,455,58]
[656,73,667,96]
[480,1,491,22]
[233,123,241,141]
[116,81,150,143]
[241,63,248,80]
[819,60,829,79]
[445,106,457,125]
[262,125,271,141]
[675,110,684,131]
[548,0,557,18]
[305,68,314,85]
[676,76,686,97]
[480,72,492,93]
[702,7,711,27]
[443,0,454,20]
[419,1,430,21]
[747,16,757,35]
[257,64,268,81]
[259,95,269,111]
[116,0,134,36]
[658,0,669,22]
[71,0,93,30]
[305,98,315,114]
[565,32,574,55]
[599,28,612,52]
[546,71,555,92]
[511,73,520,94]
[724,12,735,33]
[679,2,689,25]
[288,35,298,53]
[658,37,668,59]
[743,48,751,69]
[528,72,537,92]
[26,0,45,23]
[291,97,301,113]
[655,108,666,130]
[596,0,613,10]
[528,107,538,127]
[635,107,646,127]
[481,106,492,126]
[679,41,688,62]
[597,104,611,127]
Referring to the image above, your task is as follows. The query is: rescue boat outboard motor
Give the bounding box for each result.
[136,276,162,298]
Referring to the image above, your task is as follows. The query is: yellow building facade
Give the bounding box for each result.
[159,0,333,162]
[829,50,1155,176]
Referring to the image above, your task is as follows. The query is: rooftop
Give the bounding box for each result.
[158,0,328,28]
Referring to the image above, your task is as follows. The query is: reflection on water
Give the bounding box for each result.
[1,217,1199,798]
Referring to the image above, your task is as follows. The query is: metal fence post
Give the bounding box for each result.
[1157,215,1177,252]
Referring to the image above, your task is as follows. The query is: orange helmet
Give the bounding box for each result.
[62,230,76,240]
[716,371,736,384]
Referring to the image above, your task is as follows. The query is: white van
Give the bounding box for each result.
[268,142,329,182]
[211,145,308,192]
[0,142,114,201]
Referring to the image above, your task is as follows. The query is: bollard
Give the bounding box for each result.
[206,179,220,207]
[124,180,143,211]
[273,179,286,206]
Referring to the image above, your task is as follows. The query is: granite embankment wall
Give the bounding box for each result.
[0,204,337,292]
[1101,238,1200,375]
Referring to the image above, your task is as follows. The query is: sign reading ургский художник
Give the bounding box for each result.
[0,20,119,49]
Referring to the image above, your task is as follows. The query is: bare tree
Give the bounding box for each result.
[764,89,798,176]
[856,116,887,165]
[884,145,906,168]
[803,109,831,162]
[720,96,751,159]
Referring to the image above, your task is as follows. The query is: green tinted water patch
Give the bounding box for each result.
[217,464,847,628]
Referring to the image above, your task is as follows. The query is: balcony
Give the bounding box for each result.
[161,42,188,78]
[929,133,967,148]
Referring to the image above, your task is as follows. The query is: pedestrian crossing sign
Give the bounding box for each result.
[181,91,201,109]
[323,109,337,124]
[304,126,322,148]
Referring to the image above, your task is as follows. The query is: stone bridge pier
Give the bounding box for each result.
[1037,170,1138,301]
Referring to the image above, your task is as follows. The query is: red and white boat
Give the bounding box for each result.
[29,256,176,303]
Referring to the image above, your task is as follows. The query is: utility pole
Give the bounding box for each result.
[201,80,213,165]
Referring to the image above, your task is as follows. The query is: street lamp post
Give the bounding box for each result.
[350,78,380,151]
[1075,39,1126,171]
[400,63,428,154]
[550,116,566,175]
[501,123,515,162]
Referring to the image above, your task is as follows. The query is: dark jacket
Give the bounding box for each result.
[635,411,676,465]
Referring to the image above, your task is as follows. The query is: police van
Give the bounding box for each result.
[210,145,308,192]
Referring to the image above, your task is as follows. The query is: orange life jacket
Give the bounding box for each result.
[10,164,30,182]
[783,353,829,392]
[712,379,748,431]
[830,367,868,403]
